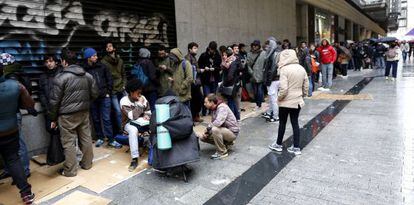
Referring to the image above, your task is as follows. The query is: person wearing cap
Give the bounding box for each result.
[82,48,122,149]
[0,62,36,204]
[0,53,33,181]
[49,49,98,177]
[247,40,266,110]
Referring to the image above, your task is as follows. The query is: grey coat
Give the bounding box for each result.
[49,65,98,121]
[247,50,266,83]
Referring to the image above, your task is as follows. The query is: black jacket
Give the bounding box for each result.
[84,62,113,98]
[49,65,98,121]
[198,50,222,85]
[39,67,62,112]
[136,58,158,93]
[222,60,240,87]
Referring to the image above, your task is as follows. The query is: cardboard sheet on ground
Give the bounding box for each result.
[53,191,111,205]
[311,93,373,100]
[0,172,72,205]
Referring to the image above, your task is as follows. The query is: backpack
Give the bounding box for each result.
[131,63,149,86]
[386,48,397,59]
[311,58,319,74]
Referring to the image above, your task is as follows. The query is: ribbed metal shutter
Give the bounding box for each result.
[0,0,177,72]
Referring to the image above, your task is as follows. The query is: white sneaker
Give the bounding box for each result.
[385,76,389,80]
[268,142,283,152]
[317,87,324,91]
[287,146,302,155]
[323,88,330,92]
[391,77,395,81]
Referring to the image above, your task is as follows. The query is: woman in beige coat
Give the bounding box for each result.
[268,49,309,155]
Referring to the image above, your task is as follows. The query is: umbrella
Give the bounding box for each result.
[379,37,398,43]
[406,28,414,36]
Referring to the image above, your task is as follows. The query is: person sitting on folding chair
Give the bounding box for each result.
[120,78,151,172]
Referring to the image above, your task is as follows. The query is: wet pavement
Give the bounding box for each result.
[40,61,414,205]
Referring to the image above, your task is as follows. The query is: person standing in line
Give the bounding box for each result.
[0,65,36,204]
[220,48,240,120]
[49,49,99,177]
[268,49,309,155]
[135,48,158,112]
[373,42,386,69]
[262,37,282,123]
[185,42,204,123]
[316,39,336,91]
[385,42,401,81]
[247,40,266,110]
[169,48,193,107]
[198,41,222,116]
[101,42,126,135]
[154,45,173,97]
[83,48,122,149]
[401,40,410,64]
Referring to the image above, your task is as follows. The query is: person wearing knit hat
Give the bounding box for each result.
[82,47,122,149]
[0,53,15,66]
[134,47,158,112]
[83,48,97,59]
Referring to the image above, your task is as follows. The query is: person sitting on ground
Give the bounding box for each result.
[120,78,151,172]
[199,94,240,160]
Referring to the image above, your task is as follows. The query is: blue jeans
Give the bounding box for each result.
[308,76,313,97]
[227,96,240,120]
[375,57,385,69]
[252,82,264,107]
[144,91,158,113]
[320,63,333,88]
[111,93,123,133]
[403,51,408,63]
[385,61,398,78]
[5,113,30,175]
[91,97,113,141]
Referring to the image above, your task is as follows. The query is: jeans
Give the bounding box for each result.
[0,132,32,195]
[202,83,218,115]
[375,57,385,69]
[308,76,313,97]
[227,96,240,120]
[252,82,264,108]
[320,63,333,88]
[5,113,30,175]
[111,92,124,133]
[266,81,279,118]
[403,51,408,63]
[91,96,113,142]
[385,61,398,78]
[276,106,301,148]
[144,91,158,113]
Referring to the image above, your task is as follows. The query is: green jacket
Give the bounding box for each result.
[155,56,172,97]
[170,48,193,102]
[101,54,126,93]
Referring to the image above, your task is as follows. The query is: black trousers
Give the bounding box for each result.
[190,84,203,118]
[0,132,31,196]
[276,106,301,148]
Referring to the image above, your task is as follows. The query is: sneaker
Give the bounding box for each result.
[253,106,261,111]
[323,88,330,92]
[21,193,35,205]
[262,112,271,119]
[128,159,138,172]
[317,87,325,91]
[225,141,235,150]
[108,141,122,149]
[95,139,104,147]
[391,77,395,81]
[385,76,389,80]
[267,117,279,123]
[210,152,228,160]
[58,168,76,177]
[268,142,283,152]
[287,146,302,155]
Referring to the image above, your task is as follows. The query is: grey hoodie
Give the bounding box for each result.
[264,37,282,86]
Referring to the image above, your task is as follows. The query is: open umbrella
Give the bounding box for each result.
[379,37,398,43]
[406,28,414,36]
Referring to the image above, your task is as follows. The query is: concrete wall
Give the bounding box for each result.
[175,0,296,53]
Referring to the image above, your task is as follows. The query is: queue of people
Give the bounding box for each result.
[0,36,406,204]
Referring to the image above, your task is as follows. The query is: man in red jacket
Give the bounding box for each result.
[316,39,337,91]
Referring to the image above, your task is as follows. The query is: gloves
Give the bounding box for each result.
[27,108,38,116]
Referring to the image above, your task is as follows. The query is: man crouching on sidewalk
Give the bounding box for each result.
[199,94,239,160]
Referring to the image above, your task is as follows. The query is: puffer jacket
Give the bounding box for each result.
[83,62,113,98]
[49,65,98,121]
[277,49,309,109]
[170,48,193,102]
[101,54,126,93]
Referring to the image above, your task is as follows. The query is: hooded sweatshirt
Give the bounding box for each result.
[170,48,193,102]
[277,49,309,109]
[264,37,282,86]
[316,40,337,64]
